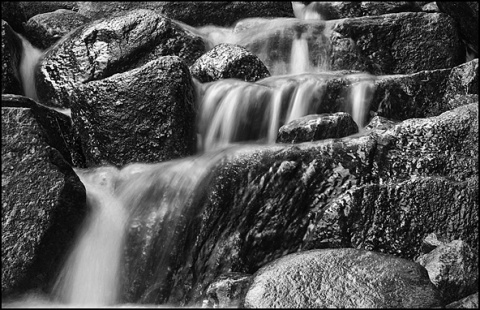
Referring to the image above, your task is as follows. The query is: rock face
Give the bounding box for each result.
[276,112,358,143]
[70,56,196,167]
[35,9,206,108]
[437,2,479,56]
[1,106,86,295]
[2,94,85,168]
[24,9,90,49]
[2,20,23,96]
[244,248,442,308]
[190,43,270,83]
[416,240,478,304]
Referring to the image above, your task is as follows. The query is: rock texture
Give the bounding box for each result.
[204,272,252,308]
[2,94,85,168]
[70,56,196,167]
[35,9,206,108]
[190,43,270,83]
[2,20,23,96]
[446,292,479,308]
[437,2,479,56]
[416,240,478,304]
[276,112,358,143]
[24,9,89,49]
[2,106,86,295]
[244,248,442,308]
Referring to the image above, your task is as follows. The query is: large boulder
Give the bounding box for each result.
[2,94,85,168]
[190,43,270,83]
[416,239,478,304]
[1,106,86,296]
[244,248,442,308]
[70,56,196,167]
[437,2,479,56]
[35,9,206,108]
[1,20,23,96]
[24,9,90,50]
[276,112,358,143]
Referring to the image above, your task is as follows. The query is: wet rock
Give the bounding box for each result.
[244,248,442,308]
[35,9,206,108]
[446,292,479,308]
[204,272,252,308]
[437,2,478,56]
[416,240,478,304]
[419,232,449,255]
[1,106,86,296]
[24,9,90,50]
[70,56,196,167]
[364,115,399,131]
[276,112,358,143]
[2,94,85,168]
[1,20,23,96]
[190,43,270,83]
[327,12,464,74]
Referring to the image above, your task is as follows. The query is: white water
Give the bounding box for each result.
[17,33,43,101]
[348,76,376,128]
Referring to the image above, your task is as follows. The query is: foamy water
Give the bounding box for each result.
[17,33,43,101]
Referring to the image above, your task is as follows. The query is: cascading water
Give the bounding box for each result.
[5,2,378,308]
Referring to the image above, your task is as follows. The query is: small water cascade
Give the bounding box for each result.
[5,2,379,308]
[16,33,43,101]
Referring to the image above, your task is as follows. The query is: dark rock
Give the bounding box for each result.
[2,94,85,168]
[24,9,90,50]
[1,106,86,296]
[416,240,478,304]
[2,20,23,96]
[276,112,358,143]
[70,56,196,167]
[35,9,206,108]
[437,2,479,56]
[204,272,252,308]
[244,248,443,308]
[190,43,270,83]
[446,292,479,308]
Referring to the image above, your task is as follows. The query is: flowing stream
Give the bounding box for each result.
[4,2,377,308]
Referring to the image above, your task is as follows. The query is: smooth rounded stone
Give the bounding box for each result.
[204,272,252,308]
[446,292,479,308]
[1,20,23,96]
[437,2,478,56]
[276,112,358,143]
[364,115,399,131]
[35,9,206,108]
[190,43,270,83]
[70,56,196,167]
[2,106,86,296]
[2,94,85,167]
[416,240,478,304]
[24,9,90,50]
[244,248,443,308]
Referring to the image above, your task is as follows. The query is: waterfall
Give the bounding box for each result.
[347,75,376,129]
[16,33,43,101]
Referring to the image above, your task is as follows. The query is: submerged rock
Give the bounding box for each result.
[190,43,270,83]
[276,112,358,143]
[416,239,478,304]
[1,20,23,96]
[36,9,206,108]
[244,248,442,308]
[1,106,86,296]
[24,9,89,49]
[71,56,196,167]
